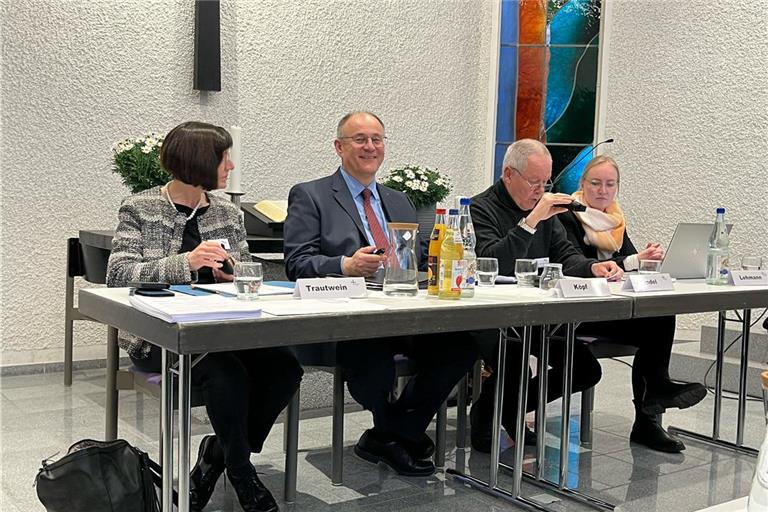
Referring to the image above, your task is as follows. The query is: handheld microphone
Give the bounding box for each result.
[552,138,615,186]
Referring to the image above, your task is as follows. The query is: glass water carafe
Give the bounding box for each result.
[383,222,419,296]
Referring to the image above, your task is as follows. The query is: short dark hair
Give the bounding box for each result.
[160,121,232,190]
[336,111,385,138]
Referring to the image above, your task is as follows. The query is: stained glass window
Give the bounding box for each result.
[494,0,602,193]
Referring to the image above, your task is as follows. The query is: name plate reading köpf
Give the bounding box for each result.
[556,278,610,298]
[294,277,367,299]
[621,273,674,292]
[729,270,768,286]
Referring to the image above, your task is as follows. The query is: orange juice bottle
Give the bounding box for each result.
[427,208,447,295]
[438,209,465,300]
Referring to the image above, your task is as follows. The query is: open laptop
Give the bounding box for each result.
[659,223,733,279]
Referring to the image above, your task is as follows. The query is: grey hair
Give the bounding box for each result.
[502,139,551,173]
[336,111,385,138]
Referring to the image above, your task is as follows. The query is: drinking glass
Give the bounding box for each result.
[539,263,563,290]
[234,261,263,300]
[742,256,763,271]
[515,259,537,287]
[476,258,499,287]
[639,260,661,274]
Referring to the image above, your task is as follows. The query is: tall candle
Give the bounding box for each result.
[227,125,243,193]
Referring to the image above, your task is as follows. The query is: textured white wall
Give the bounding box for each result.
[602,0,768,328]
[3,0,765,361]
[0,0,493,360]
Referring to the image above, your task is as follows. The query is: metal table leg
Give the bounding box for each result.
[105,326,119,440]
[535,327,549,480]
[178,354,192,512]
[284,389,300,503]
[161,349,174,512]
[64,273,75,387]
[449,328,554,511]
[514,324,616,511]
[669,309,758,456]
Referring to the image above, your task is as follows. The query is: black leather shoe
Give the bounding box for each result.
[190,435,225,511]
[401,434,435,460]
[354,429,435,476]
[642,381,707,416]
[630,415,685,453]
[227,465,279,512]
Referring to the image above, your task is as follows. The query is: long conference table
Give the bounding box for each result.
[77,280,768,512]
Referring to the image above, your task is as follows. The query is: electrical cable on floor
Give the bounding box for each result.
[605,308,768,403]
[700,307,768,403]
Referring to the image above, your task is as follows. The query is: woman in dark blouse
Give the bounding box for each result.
[107,121,302,512]
[559,155,706,453]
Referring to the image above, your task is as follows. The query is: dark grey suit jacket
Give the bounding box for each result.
[284,168,428,280]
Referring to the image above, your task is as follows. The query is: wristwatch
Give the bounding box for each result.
[518,217,536,234]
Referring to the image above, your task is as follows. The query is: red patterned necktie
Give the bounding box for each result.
[361,188,390,251]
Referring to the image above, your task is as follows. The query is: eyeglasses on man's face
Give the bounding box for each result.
[512,167,553,192]
[338,135,387,147]
[585,179,618,190]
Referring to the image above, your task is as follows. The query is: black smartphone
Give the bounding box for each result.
[373,248,386,255]
[134,288,174,297]
[561,200,587,212]
[219,256,235,275]
[127,282,170,290]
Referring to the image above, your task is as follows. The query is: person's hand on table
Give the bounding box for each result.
[591,261,624,282]
[342,246,386,277]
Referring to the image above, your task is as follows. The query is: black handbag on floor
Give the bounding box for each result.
[35,439,161,512]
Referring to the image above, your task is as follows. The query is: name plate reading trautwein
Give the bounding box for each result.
[294,278,367,299]
[621,273,674,292]
[729,270,768,286]
[556,278,610,298]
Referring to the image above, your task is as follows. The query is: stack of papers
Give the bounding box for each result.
[129,293,262,323]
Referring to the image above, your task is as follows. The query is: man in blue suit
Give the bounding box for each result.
[284,111,476,476]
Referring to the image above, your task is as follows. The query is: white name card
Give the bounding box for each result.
[294,278,367,299]
[556,278,611,298]
[621,273,674,292]
[729,270,768,286]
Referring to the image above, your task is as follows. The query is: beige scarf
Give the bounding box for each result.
[571,190,625,253]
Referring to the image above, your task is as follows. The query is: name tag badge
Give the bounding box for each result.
[294,277,367,299]
[556,278,610,298]
[729,270,768,286]
[621,273,675,292]
[209,238,231,250]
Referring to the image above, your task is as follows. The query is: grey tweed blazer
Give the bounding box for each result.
[106,186,250,358]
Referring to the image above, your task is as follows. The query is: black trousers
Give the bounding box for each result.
[132,345,303,469]
[577,315,676,404]
[473,315,676,430]
[473,328,601,432]
[337,333,478,443]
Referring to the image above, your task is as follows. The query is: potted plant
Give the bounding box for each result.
[378,164,452,236]
[112,132,169,193]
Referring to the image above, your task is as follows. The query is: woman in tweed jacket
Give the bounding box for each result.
[107,121,302,512]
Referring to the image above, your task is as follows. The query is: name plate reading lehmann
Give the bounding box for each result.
[621,273,674,292]
[556,278,611,298]
[294,278,367,299]
[729,270,768,286]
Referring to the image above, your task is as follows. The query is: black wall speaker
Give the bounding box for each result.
[194,0,221,91]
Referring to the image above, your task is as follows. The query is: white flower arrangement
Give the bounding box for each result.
[378,164,452,209]
[112,132,170,193]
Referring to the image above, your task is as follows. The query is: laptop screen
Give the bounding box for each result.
[659,223,733,279]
